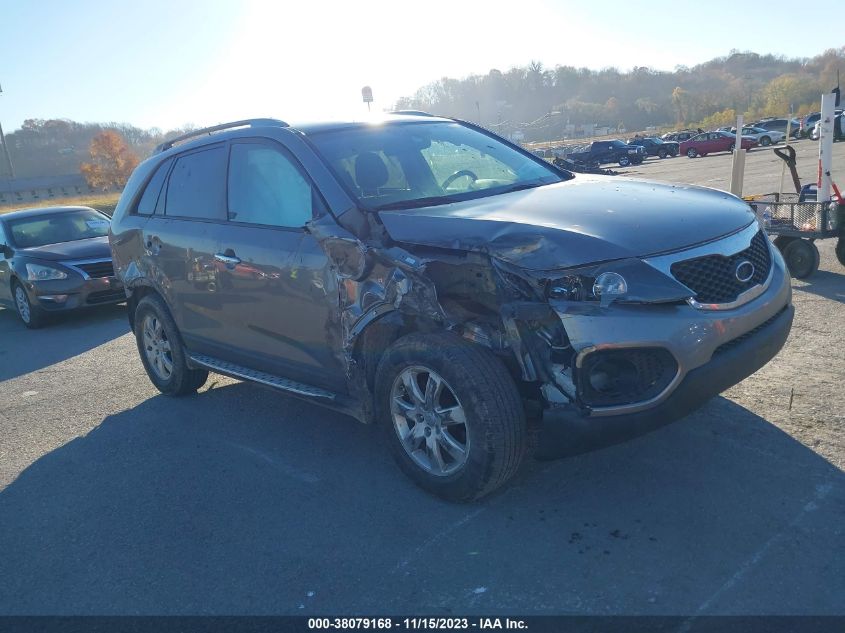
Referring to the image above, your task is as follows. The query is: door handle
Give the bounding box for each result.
[214,252,241,266]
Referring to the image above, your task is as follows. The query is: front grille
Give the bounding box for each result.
[577,348,678,408]
[75,260,115,278]
[86,289,125,304]
[670,231,771,304]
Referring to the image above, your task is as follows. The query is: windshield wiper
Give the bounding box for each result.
[495,181,549,194]
[372,195,465,211]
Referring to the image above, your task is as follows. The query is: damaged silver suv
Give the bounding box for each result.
[110,114,793,501]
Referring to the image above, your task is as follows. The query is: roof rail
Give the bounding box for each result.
[153,118,289,154]
[389,110,435,117]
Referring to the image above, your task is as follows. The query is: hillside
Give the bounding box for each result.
[394,47,844,141]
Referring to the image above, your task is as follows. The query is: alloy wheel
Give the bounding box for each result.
[390,366,469,476]
[142,314,174,380]
[14,286,31,324]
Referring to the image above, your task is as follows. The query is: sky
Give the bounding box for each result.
[0,0,842,133]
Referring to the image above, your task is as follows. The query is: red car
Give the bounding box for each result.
[680,131,757,158]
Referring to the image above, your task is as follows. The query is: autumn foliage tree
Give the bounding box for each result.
[80,130,139,190]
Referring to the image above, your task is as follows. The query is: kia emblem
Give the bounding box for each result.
[735,260,755,283]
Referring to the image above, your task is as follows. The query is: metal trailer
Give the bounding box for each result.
[744,144,844,279]
[745,191,844,278]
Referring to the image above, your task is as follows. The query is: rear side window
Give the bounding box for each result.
[165,147,227,220]
[135,159,171,215]
[227,143,313,228]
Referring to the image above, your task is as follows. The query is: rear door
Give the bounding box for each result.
[142,145,228,354]
[209,138,346,391]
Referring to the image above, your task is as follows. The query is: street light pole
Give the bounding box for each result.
[0,83,16,180]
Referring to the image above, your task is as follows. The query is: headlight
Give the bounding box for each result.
[593,272,627,296]
[26,263,68,281]
[545,258,693,305]
[548,268,627,302]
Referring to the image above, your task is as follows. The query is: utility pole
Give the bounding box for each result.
[0,83,15,180]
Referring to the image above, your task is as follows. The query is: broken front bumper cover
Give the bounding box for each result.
[535,302,794,459]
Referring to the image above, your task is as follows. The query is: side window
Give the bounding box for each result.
[135,159,171,215]
[227,143,313,228]
[164,146,227,220]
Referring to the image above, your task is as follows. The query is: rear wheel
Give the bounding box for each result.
[658,149,668,159]
[618,156,631,167]
[134,294,208,395]
[730,143,736,152]
[760,135,772,146]
[686,148,698,158]
[783,239,820,279]
[375,333,527,501]
[12,281,46,329]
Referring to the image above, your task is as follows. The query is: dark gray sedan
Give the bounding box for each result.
[0,206,124,328]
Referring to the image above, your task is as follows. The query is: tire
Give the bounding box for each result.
[658,149,668,159]
[782,239,820,279]
[760,135,771,146]
[836,238,845,268]
[134,294,208,395]
[773,235,797,252]
[686,148,698,158]
[618,156,631,167]
[375,332,527,502]
[632,157,643,165]
[12,280,46,329]
[730,143,736,152]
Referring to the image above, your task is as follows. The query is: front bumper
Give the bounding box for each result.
[537,302,793,458]
[536,242,793,458]
[26,275,125,312]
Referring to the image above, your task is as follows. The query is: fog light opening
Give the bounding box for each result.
[588,358,640,396]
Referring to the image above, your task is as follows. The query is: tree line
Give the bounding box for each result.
[395,48,844,141]
[0,119,195,183]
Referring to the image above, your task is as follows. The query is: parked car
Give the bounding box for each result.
[627,137,679,158]
[0,206,124,328]
[805,110,844,139]
[811,112,845,141]
[661,129,700,142]
[728,126,786,146]
[565,139,645,167]
[680,131,757,157]
[751,118,801,139]
[110,114,793,501]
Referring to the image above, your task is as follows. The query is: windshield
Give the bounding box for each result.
[308,121,565,211]
[7,209,110,248]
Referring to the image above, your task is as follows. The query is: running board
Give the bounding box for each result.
[188,353,336,400]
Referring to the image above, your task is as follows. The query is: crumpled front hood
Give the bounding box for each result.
[16,236,111,262]
[378,176,756,270]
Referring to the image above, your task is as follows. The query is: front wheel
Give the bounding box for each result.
[618,156,631,167]
[375,333,527,501]
[12,281,46,329]
[134,294,208,395]
[760,136,771,146]
[658,149,668,159]
[730,143,736,152]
